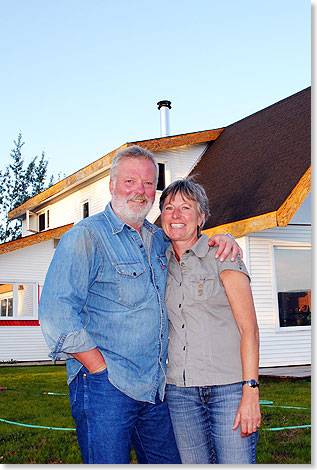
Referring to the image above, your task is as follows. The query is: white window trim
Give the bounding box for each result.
[270,240,311,333]
[26,210,38,233]
[26,207,50,233]
[0,281,39,320]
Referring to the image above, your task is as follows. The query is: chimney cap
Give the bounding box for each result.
[157,100,172,110]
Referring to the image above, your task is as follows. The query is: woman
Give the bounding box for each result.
[159,178,261,464]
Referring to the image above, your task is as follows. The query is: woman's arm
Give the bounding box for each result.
[220,270,261,437]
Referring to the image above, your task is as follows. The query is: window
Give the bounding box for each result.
[39,209,49,231]
[26,209,50,233]
[274,247,311,328]
[82,201,89,219]
[157,163,166,191]
[0,283,38,321]
[0,284,13,317]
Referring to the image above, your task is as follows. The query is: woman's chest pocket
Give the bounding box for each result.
[114,262,148,307]
[187,274,215,302]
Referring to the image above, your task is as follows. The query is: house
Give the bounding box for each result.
[0,87,310,366]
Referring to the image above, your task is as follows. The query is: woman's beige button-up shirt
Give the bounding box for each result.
[165,233,250,387]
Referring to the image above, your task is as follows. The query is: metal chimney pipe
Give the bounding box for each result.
[157,100,172,136]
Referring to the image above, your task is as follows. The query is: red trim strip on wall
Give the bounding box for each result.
[0,320,40,326]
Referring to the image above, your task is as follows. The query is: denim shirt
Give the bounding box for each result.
[39,203,170,404]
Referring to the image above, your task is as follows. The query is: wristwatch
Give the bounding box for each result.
[242,379,259,388]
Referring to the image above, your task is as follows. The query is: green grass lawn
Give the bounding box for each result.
[0,365,311,464]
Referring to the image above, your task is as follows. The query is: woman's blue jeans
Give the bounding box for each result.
[165,381,258,464]
[69,367,181,464]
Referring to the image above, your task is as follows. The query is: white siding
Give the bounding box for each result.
[0,241,56,361]
[22,176,112,236]
[22,143,208,232]
[248,225,311,367]
[147,143,208,222]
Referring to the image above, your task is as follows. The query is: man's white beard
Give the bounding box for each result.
[111,193,153,227]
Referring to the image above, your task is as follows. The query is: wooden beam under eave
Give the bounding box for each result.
[0,224,73,255]
[277,166,311,227]
[8,128,224,221]
[203,211,278,239]
[7,153,115,221]
[133,128,224,152]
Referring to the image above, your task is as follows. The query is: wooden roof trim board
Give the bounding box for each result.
[203,166,311,238]
[8,128,224,221]
[0,223,73,255]
[276,167,311,227]
[203,212,278,239]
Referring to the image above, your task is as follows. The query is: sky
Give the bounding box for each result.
[0,0,311,180]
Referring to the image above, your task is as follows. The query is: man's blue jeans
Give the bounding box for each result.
[69,367,181,464]
[165,382,258,464]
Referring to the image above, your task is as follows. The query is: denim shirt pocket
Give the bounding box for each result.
[114,262,148,307]
[188,274,215,301]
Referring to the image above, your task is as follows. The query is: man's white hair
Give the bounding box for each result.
[110,145,159,186]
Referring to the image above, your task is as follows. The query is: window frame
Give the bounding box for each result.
[80,200,90,220]
[155,160,170,194]
[26,207,50,233]
[271,241,311,332]
[0,282,39,321]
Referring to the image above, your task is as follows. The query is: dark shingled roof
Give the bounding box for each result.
[187,87,311,230]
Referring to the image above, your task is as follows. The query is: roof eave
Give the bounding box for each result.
[8,128,224,221]
[203,167,311,238]
[0,224,73,254]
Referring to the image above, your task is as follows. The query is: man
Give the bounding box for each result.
[39,145,242,464]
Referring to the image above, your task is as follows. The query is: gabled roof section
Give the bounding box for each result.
[0,224,73,254]
[190,87,311,238]
[8,128,224,221]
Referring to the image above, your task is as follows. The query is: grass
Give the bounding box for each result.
[257,376,311,464]
[0,365,311,464]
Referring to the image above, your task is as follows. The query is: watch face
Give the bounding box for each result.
[250,380,258,388]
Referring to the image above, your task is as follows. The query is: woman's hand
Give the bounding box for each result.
[232,388,261,437]
[208,234,243,262]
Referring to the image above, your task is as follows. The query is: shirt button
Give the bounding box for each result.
[199,284,203,288]
[182,324,185,328]
[183,346,186,351]
[159,357,162,362]
[180,262,185,267]
[179,304,181,308]
[198,289,203,295]
[139,244,143,249]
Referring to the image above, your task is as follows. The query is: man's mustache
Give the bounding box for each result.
[126,195,149,203]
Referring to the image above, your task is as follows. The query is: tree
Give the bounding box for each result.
[0,133,55,243]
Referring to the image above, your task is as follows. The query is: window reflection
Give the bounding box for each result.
[275,248,311,327]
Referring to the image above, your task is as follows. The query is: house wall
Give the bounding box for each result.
[247,225,311,367]
[0,240,55,361]
[22,143,208,235]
